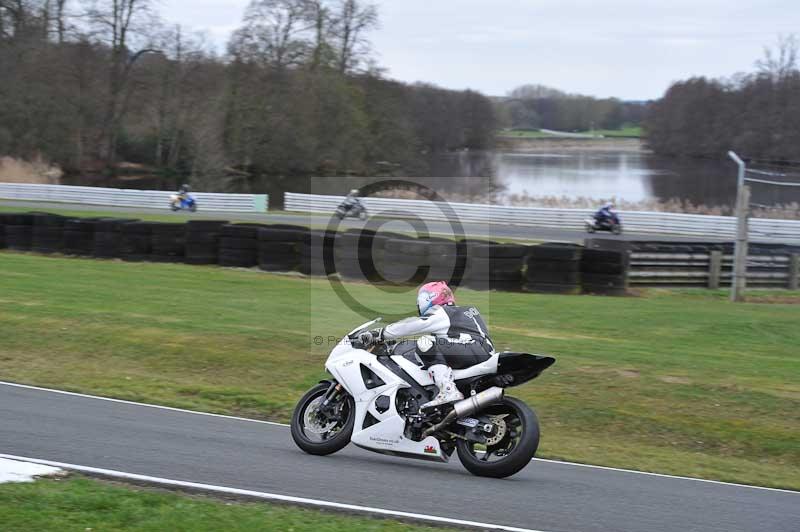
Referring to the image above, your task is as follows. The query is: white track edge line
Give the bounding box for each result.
[2,380,797,495]
[0,380,288,427]
[0,454,546,532]
[529,458,798,494]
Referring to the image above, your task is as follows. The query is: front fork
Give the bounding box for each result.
[318,381,344,420]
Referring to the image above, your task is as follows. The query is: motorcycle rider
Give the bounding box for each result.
[176,184,191,201]
[341,189,362,212]
[359,281,494,410]
[594,201,615,225]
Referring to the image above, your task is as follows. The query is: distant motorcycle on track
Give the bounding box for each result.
[169,193,197,212]
[334,198,368,220]
[290,318,555,478]
[585,212,622,234]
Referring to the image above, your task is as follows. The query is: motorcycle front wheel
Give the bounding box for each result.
[291,383,355,455]
[612,224,622,235]
[456,396,540,478]
[586,223,595,233]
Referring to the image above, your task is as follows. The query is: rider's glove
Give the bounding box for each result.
[357,328,384,347]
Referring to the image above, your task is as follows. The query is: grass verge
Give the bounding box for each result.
[0,204,291,224]
[0,205,545,244]
[0,476,442,531]
[578,126,642,138]
[0,253,798,490]
[496,129,558,138]
[497,126,642,138]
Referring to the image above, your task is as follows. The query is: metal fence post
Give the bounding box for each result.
[728,151,749,302]
[789,253,799,291]
[708,251,722,289]
[731,186,750,301]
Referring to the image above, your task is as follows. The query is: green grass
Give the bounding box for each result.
[0,205,544,244]
[497,129,558,138]
[0,204,293,224]
[581,126,643,138]
[497,126,642,138]
[0,476,442,531]
[0,252,798,490]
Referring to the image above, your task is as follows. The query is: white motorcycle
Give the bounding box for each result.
[291,319,555,478]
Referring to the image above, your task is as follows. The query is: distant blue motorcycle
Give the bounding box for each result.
[169,193,198,212]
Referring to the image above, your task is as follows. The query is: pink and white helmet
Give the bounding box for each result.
[417,281,456,316]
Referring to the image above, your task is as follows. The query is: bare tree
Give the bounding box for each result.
[756,34,799,81]
[54,0,66,42]
[0,0,68,42]
[303,0,333,70]
[0,0,35,40]
[148,26,214,171]
[83,0,160,167]
[331,0,377,73]
[230,0,311,69]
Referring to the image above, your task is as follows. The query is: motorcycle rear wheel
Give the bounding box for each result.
[291,383,355,455]
[456,396,540,478]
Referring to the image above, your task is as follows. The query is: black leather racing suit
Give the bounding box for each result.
[382,305,494,369]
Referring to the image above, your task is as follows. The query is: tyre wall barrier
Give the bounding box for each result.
[93,218,138,258]
[185,220,228,265]
[219,224,262,267]
[31,213,70,253]
[259,225,306,273]
[526,244,583,294]
[63,218,103,256]
[120,222,156,262]
[10,210,798,294]
[2,213,34,251]
[150,223,187,263]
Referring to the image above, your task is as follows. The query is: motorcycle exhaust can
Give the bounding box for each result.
[453,387,504,418]
[422,387,504,438]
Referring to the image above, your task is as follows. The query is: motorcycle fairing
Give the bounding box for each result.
[326,347,449,461]
[392,352,499,385]
[497,352,556,386]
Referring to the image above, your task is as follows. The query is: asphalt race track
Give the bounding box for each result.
[1,382,797,532]
[0,200,730,244]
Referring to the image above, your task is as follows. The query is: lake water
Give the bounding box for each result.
[427,150,744,208]
[293,148,800,211]
[77,143,800,210]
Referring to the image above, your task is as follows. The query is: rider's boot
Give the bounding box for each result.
[421,364,464,410]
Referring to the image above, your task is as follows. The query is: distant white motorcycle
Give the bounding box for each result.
[291,318,555,478]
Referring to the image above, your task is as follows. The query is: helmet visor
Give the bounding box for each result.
[417,290,435,316]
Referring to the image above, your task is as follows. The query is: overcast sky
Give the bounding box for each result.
[160,0,799,100]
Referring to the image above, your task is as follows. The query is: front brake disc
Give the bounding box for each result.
[303,396,338,434]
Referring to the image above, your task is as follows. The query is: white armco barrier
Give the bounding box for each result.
[285,192,800,243]
[0,183,268,213]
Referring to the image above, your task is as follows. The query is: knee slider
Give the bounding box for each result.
[416,335,434,353]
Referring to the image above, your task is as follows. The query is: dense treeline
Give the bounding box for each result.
[496,84,645,132]
[646,36,800,161]
[0,0,496,190]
